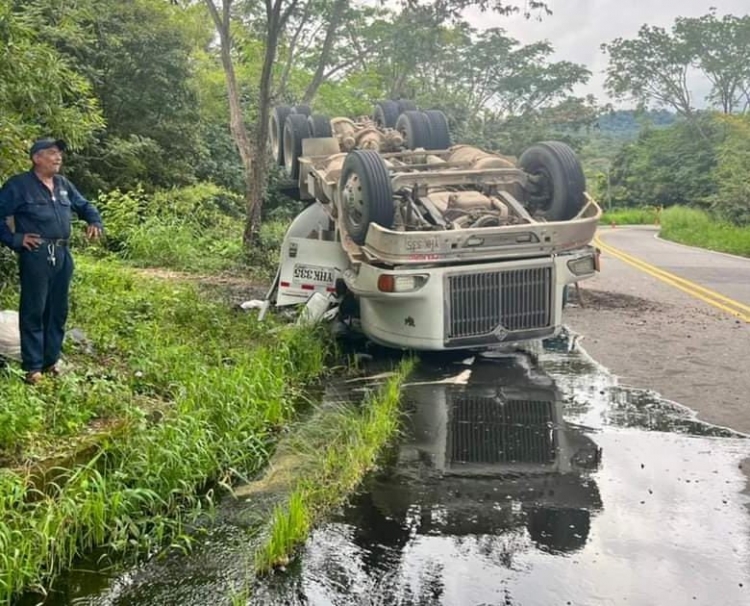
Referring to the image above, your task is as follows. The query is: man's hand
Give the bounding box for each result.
[86,224,102,240]
[22,234,42,251]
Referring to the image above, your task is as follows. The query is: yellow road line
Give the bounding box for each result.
[594,233,750,323]
[595,234,750,315]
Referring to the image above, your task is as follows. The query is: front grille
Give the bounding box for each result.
[446,267,552,340]
[449,396,556,465]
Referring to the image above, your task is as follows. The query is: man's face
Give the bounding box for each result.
[32,146,63,175]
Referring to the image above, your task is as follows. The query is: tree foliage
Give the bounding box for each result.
[710,115,750,225]
[29,0,206,193]
[602,10,750,120]
[607,115,721,211]
[0,0,103,180]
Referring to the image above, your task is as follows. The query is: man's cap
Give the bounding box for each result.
[29,137,67,158]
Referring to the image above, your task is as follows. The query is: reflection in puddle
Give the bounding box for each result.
[259,336,750,606]
[33,335,750,606]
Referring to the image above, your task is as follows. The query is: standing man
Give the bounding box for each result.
[0,137,103,384]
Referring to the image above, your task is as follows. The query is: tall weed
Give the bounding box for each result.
[0,257,331,603]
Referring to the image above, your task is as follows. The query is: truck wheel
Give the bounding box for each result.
[373,101,400,128]
[395,110,432,150]
[519,141,586,221]
[270,105,292,166]
[283,113,311,180]
[340,150,394,245]
[308,114,333,137]
[396,99,417,113]
[424,110,451,149]
[293,104,312,116]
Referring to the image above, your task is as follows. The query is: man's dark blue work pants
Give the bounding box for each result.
[18,245,73,372]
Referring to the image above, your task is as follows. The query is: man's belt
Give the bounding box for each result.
[40,238,69,247]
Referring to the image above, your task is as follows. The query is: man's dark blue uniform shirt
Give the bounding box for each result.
[0,171,102,251]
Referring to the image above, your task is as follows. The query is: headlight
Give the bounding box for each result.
[567,255,596,276]
[377,274,429,293]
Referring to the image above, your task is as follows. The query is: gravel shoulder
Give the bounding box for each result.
[564,237,750,435]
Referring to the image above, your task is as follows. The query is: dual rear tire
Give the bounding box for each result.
[271,106,333,180]
[372,100,451,150]
[395,109,451,150]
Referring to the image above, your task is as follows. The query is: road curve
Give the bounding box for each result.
[595,225,750,321]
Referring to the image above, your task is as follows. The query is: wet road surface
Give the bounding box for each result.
[256,336,750,606]
[31,335,750,606]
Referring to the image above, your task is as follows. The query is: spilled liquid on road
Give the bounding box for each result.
[255,335,750,606]
[34,334,750,606]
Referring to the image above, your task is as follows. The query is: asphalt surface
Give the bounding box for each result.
[566,226,750,434]
[600,225,750,310]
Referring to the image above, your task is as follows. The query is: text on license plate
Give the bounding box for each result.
[293,264,335,284]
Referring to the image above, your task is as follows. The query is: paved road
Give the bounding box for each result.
[564,225,750,434]
[595,226,750,322]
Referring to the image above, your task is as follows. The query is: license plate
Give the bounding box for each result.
[292,264,335,284]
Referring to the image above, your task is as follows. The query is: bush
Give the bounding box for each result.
[93,186,149,252]
[93,182,247,272]
[149,182,244,228]
[710,115,750,226]
[600,207,659,225]
[246,220,290,280]
[0,248,16,303]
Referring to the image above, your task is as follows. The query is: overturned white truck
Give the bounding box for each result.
[263,101,601,351]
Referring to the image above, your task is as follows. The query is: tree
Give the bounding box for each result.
[205,0,301,246]
[26,0,205,194]
[0,0,103,181]
[602,25,697,121]
[674,11,750,114]
[602,11,750,123]
[202,0,552,247]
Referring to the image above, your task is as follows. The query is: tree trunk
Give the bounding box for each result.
[244,0,294,245]
[205,0,257,248]
[302,0,348,104]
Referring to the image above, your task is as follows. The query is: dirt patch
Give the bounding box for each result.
[573,288,664,314]
[133,267,269,307]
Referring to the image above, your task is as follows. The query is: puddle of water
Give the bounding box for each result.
[29,335,750,606]
[253,335,750,606]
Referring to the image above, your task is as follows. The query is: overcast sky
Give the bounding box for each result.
[463,0,750,108]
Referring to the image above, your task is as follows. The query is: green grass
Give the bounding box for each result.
[254,358,415,574]
[660,206,750,257]
[0,255,331,604]
[598,205,750,258]
[600,207,660,226]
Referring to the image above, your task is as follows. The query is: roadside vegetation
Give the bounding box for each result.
[0,253,332,603]
[659,207,750,258]
[254,359,414,573]
[600,207,660,226]
[598,206,750,258]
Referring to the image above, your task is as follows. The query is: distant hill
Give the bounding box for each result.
[595,109,678,140]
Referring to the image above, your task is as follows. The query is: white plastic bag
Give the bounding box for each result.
[297,292,338,326]
[0,310,21,361]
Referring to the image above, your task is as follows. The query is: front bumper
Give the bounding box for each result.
[345,247,597,351]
